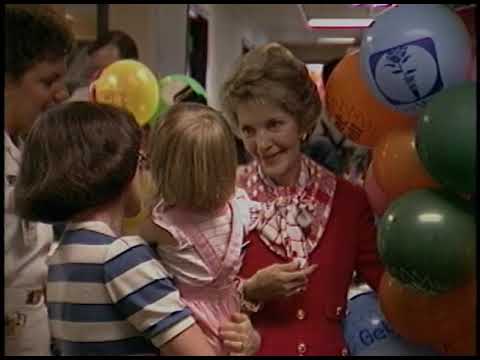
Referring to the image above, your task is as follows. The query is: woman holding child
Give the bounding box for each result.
[221,43,385,356]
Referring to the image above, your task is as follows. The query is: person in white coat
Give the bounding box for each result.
[4,5,74,355]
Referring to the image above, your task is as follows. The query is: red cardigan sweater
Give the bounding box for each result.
[240,177,384,356]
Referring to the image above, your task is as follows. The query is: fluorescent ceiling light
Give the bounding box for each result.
[352,4,394,7]
[308,18,374,28]
[317,37,357,45]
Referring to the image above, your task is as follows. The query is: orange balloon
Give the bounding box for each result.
[364,164,389,216]
[325,52,415,147]
[378,272,475,347]
[372,128,440,201]
[434,330,477,356]
[442,333,476,356]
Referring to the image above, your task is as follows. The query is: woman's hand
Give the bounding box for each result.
[243,261,318,303]
[219,312,261,356]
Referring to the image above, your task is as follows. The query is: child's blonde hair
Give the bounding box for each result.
[149,102,238,211]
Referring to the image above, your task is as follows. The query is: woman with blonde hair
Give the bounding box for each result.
[221,43,384,356]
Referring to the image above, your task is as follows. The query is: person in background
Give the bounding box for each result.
[14,101,260,356]
[307,56,370,182]
[321,57,342,88]
[304,57,347,175]
[221,43,384,356]
[87,30,139,75]
[343,148,371,186]
[67,30,139,101]
[63,45,90,96]
[64,31,142,237]
[5,4,74,355]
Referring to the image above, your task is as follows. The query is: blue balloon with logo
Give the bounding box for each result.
[360,4,471,116]
[342,291,439,356]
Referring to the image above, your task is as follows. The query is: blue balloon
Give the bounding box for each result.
[342,291,439,356]
[357,337,439,356]
[360,4,471,116]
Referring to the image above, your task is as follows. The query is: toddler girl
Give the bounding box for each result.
[141,102,316,354]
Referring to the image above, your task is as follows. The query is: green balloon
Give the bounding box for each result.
[159,74,207,98]
[378,189,475,294]
[154,74,207,127]
[416,82,476,194]
[168,74,207,98]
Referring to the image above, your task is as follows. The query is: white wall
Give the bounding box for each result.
[151,5,188,77]
[205,5,268,110]
[64,4,97,41]
[109,4,188,77]
[107,4,345,108]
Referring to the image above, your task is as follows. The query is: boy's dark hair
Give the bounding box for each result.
[14,102,142,223]
[88,30,139,60]
[6,5,74,80]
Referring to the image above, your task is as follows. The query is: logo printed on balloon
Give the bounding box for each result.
[359,320,394,346]
[369,38,444,113]
[328,97,372,143]
[342,291,439,355]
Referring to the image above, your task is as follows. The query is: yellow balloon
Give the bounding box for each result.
[93,60,159,126]
[122,169,157,235]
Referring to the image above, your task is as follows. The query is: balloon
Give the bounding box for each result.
[152,74,208,127]
[438,329,476,356]
[379,272,476,350]
[357,337,439,357]
[378,189,475,293]
[168,74,207,98]
[158,74,206,105]
[325,52,415,147]
[342,291,439,356]
[416,82,476,194]
[148,94,170,127]
[122,169,156,235]
[364,164,389,216]
[372,128,439,201]
[93,60,160,126]
[360,4,471,116]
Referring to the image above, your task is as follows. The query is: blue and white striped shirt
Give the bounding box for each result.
[47,221,195,356]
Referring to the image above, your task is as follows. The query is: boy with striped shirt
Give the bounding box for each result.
[14,101,260,356]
